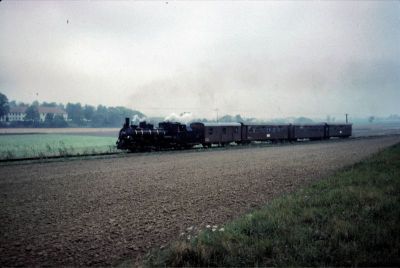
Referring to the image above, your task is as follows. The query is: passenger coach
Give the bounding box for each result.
[189,122,242,147]
[242,124,290,143]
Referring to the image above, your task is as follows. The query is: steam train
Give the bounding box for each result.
[116,117,352,151]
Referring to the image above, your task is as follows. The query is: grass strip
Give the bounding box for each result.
[0,134,117,160]
[144,143,400,267]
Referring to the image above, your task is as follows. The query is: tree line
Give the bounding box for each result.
[0,92,144,128]
[64,103,144,127]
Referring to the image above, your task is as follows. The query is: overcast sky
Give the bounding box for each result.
[0,1,399,119]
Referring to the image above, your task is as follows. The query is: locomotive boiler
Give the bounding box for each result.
[116,118,201,151]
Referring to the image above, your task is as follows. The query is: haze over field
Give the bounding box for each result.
[1,1,399,119]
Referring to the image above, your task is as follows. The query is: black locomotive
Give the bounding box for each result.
[116,117,352,151]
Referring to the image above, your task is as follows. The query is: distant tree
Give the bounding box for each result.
[90,105,145,127]
[53,114,68,127]
[83,105,95,121]
[387,114,400,121]
[0,92,10,117]
[109,106,145,127]
[43,113,54,127]
[44,113,54,122]
[219,115,234,123]
[368,116,375,123]
[32,100,40,107]
[9,100,17,108]
[91,105,108,126]
[234,114,244,123]
[25,105,40,122]
[96,105,108,114]
[42,102,57,107]
[294,117,314,124]
[66,103,83,125]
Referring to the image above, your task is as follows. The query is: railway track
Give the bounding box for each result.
[1,133,400,164]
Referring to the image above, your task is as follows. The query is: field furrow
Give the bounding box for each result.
[0,136,399,266]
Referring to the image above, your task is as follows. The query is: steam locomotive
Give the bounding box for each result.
[116,117,352,151]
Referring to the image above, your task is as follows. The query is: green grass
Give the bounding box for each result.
[144,143,400,267]
[0,134,117,159]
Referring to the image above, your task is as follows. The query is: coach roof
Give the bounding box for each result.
[195,122,242,127]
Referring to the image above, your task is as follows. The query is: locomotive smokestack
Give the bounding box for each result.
[124,117,130,128]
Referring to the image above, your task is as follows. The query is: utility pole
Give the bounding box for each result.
[215,108,219,123]
[345,113,348,124]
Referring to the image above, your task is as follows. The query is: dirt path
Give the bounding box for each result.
[1,136,399,266]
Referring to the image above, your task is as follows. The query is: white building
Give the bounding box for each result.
[0,106,27,122]
[0,106,68,122]
[38,107,68,122]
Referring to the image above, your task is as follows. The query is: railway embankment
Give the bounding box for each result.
[0,134,352,162]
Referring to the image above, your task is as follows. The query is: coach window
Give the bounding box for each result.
[222,127,227,135]
[234,127,238,133]
[208,128,213,135]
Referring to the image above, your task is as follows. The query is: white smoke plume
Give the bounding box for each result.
[164,112,195,124]
[131,114,147,124]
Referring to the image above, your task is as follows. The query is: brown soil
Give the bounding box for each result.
[0,136,399,266]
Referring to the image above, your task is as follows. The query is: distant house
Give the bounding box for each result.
[0,106,68,122]
[0,106,27,122]
[38,107,68,122]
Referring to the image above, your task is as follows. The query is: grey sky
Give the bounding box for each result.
[0,1,399,119]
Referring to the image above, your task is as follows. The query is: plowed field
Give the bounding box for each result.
[1,136,399,266]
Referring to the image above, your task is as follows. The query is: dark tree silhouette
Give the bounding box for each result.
[25,105,40,122]
[0,92,10,118]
